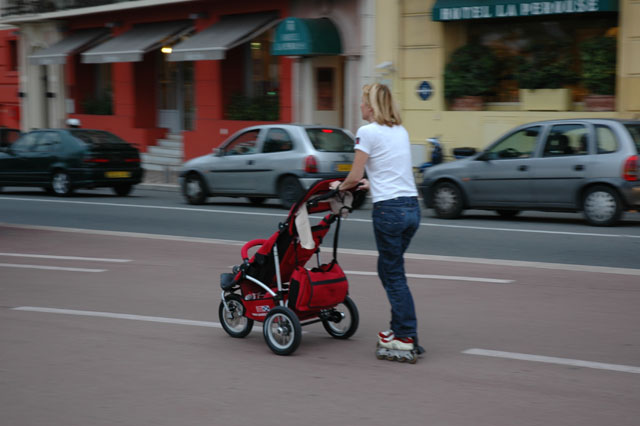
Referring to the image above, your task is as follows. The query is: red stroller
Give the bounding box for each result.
[218,179,363,355]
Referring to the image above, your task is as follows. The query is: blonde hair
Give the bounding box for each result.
[362,83,402,127]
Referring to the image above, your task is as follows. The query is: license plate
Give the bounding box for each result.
[335,163,352,172]
[105,171,131,178]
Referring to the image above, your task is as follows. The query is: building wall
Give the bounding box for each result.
[0,26,19,128]
[377,0,635,165]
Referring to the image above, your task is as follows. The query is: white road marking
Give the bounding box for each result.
[0,252,131,263]
[3,223,640,277]
[0,263,106,272]
[12,306,222,328]
[463,348,640,374]
[0,196,287,218]
[345,270,513,284]
[2,196,639,239]
[12,307,638,374]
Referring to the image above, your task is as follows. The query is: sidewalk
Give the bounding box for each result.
[139,169,180,191]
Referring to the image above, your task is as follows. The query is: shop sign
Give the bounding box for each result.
[435,0,609,21]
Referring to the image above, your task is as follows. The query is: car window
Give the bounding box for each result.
[306,128,354,152]
[70,130,129,147]
[262,128,294,153]
[623,124,640,153]
[33,132,61,153]
[484,126,540,160]
[224,130,260,156]
[595,125,618,154]
[542,124,588,157]
[10,133,39,152]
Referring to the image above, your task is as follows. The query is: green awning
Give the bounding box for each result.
[271,17,342,56]
[433,0,618,21]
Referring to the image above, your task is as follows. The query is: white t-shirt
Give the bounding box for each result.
[355,122,418,204]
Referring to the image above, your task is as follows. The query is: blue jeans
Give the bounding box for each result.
[372,196,421,339]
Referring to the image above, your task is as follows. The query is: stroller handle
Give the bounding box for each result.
[241,239,267,261]
[307,188,340,208]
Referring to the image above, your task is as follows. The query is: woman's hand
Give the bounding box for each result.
[357,178,370,191]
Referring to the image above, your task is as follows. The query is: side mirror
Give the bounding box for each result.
[213,147,223,156]
[476,152,491,161]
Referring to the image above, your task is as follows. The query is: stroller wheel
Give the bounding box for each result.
[219,294,253,338]
[322,295,359,339]
[263,306,302,355]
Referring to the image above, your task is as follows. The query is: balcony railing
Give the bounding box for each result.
[2,1,131,17]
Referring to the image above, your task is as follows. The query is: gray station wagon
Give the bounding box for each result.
[420,119,640,226]
[179,124,357,208]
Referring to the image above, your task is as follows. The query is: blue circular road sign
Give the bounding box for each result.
[417,81,433,101]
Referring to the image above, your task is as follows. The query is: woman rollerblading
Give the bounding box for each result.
[331,83,423,364]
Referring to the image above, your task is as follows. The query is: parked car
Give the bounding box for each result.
[0,129,143,196]
[180,124,360,208]
[420,119,640,226]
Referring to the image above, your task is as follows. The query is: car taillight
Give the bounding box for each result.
[125,158,140,163]
[304,155,318,173]
[623,155,638,181]
[83,158,109,163]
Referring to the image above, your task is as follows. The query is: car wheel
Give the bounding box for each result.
[182,173,207,205]
[113,184,133,196]
[51,171,73,196]
[278,176,303,209]
[496,209,520,219]
[248,197,266,206]
[432,181,463,219]
[583,185,622,226]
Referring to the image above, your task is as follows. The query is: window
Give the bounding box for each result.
[316,68,335,111]
[543,124,588,157]
[484,126,540,160]
[33,132,61,152]
[306,128,355,153]
[7,39,18,72]
[263,129,293,153]
[11,133,39,152]
[623,124,640,153]
[467,14,618,103]
[223,29,279,121]
[595,125,618,154]
[224,129,261,155]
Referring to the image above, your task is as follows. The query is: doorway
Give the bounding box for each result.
[157,54,194,134]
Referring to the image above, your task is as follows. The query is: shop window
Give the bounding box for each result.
[467,14,618,105]
[80,63,113,115]
[223,30,279,121]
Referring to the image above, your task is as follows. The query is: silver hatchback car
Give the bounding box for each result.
[420,119,640,226]
[179,124,356,208]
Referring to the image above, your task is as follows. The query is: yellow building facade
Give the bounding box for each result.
[374,0,634,163]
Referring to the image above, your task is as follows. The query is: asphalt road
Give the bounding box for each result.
[1,224,639,426]
[1,185,639,269]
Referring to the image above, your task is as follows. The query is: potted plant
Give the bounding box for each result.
[515,43,578,111]
[444,44,499,110]
[580,36,616,111]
